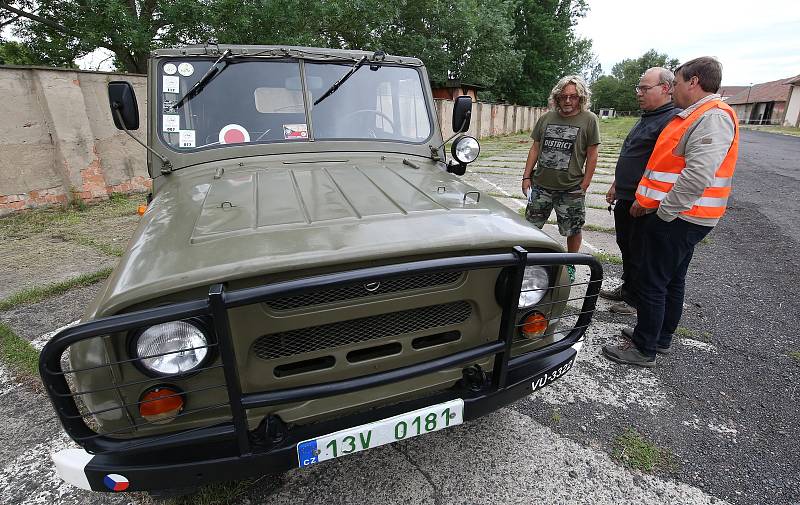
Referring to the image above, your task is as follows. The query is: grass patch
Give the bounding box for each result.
[0,268,113,311]
[70,235,125,257]
[0,206,83,239]
[593,251,623,265]
[700,236,713,245]
[163,477,269,505]
[613,428,673,472]
[583,224,616,234]
[600,117,639,143]
[789,351,800,363]
[551,408,561,424]
[0,322,40,377]
[740,124,800,137]
[674,327,713,342]
[0,192,145,240]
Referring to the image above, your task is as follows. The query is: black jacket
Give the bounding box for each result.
[614,102,682,200]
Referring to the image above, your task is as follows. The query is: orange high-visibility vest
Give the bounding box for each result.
[635,99,739,221]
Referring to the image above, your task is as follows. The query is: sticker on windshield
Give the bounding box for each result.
[179,130,196,148]
[162,115,180,133]
[219,124,250,144]
[163,63,177,75]
[178,62,194,76]
[283,124,308,140]
[163,76,180,94]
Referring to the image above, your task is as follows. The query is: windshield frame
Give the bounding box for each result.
[154,56,436,154]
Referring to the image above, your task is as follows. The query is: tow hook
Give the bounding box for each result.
[462,364,488,392]
[254,414,288,450]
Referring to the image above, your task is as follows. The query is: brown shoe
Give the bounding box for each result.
[609,301,636,315]
[621,327,672,355]
[599,284,624,301]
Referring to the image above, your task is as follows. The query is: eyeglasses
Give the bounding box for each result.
[634,84,659,93]
[558,94,579,102]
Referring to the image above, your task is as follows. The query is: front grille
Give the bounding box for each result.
[252,301,472,360]
[263,271,463,311]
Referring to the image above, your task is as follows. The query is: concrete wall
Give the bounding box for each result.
[435,98,547,139]
[0,66,149,216]
[0,66,547,216]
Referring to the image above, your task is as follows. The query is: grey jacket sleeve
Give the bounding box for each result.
[656,110,735,222]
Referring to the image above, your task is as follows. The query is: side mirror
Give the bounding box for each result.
[452,95,472,133]
[108,81,139,130]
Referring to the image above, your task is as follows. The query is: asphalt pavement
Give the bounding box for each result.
[0,129,797,505]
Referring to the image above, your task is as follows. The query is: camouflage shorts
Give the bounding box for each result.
[525,184,586,237]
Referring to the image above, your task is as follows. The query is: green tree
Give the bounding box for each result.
[591,49,679,111]
[0,40,56,65]
[589,74,626,111]
[207,0,520,91]
[0,0,209,72]
[376,0,520,89]
[1,0,582,106]
[492,0,592,105]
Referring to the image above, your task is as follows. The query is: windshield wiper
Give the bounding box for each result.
[175,49,232,108]
[313,55,369,106]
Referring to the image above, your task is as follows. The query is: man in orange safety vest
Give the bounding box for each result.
[602,56,739,367]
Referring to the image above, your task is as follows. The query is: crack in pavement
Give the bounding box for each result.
[393,443,442,505]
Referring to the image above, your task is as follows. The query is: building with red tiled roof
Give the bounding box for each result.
[726,75,799,125]
[718,86,748,101]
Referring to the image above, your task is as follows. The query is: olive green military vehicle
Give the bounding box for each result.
[40,45,602,493]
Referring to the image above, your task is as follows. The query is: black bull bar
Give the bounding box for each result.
[40,249,602,487]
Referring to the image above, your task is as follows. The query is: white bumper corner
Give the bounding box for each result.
[52,448,94,490]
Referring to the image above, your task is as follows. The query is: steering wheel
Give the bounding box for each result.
[341,109,395,137]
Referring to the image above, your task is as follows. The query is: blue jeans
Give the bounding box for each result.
[632,214,712,357]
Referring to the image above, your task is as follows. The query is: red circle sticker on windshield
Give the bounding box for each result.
[219,124,250,145]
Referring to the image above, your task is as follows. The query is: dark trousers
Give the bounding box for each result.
[632,214,712,357]
[613,199,643,307]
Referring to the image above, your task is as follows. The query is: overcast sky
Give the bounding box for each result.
[576,0,800,85]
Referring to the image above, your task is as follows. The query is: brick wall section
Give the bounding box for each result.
[0,66,544,216]
[0,66,149,216]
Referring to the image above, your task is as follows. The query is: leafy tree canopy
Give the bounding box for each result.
[1,0,592,106]
[591,49,680,112]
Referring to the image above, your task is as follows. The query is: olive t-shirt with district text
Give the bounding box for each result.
[530,110,600,190]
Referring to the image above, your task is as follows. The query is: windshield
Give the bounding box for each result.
[157,58,432,151]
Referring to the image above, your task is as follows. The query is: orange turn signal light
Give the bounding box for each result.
[521,312,548,339]
[139,387,184,424]
[137,204,147,216]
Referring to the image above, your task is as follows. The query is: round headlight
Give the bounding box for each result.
[518,266,549,308]
[451,136,480,164]
[135,321,209,375]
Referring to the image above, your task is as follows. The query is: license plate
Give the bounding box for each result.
[531,354,576,393]
[297,399,464,468]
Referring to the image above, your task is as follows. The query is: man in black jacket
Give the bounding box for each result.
[601,67,682,314]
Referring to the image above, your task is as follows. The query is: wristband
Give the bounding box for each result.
[522,177,531,180]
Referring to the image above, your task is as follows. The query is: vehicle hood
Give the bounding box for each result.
[89,157,559,317]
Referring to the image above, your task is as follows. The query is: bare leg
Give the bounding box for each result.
[566,232,582,253]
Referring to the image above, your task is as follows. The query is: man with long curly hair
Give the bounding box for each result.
[521,75,600,279]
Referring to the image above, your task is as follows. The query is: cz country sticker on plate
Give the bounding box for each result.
[297,399,463,468]
[531,354,576,393]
